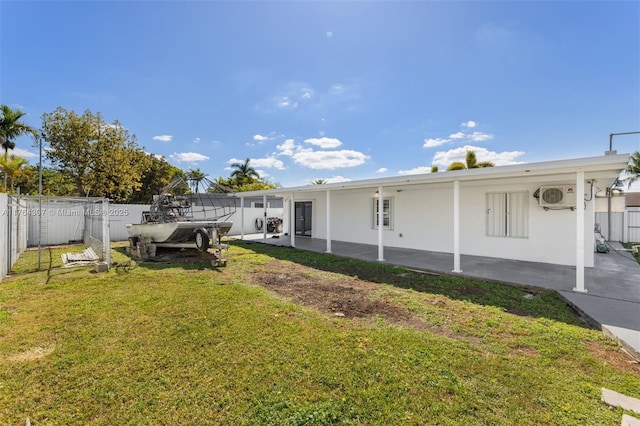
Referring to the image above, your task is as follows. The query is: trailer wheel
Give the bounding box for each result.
[128,236,139,248]
[195,229,210,252]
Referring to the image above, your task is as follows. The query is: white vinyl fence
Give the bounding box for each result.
[596,210,640,243]
[628,208,640,243]
[1,195,28,282]
[24,203,284,244]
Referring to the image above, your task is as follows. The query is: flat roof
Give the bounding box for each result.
[240,153,631,196]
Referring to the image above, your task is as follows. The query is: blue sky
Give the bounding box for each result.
[1,1,639,188]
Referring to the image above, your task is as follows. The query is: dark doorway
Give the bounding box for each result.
[295,201,312,237]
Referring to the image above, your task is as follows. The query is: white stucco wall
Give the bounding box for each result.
[293,178,599,268]
[595,196,625,213]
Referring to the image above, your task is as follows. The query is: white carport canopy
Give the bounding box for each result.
[239,154,630,293]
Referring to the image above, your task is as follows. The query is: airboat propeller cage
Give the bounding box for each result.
[126,176,235,248]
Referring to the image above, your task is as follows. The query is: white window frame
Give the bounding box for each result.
[486,191,528,238]
[251,201,270,208]
[372,196,393,230]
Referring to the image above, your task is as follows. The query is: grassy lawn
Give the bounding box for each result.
[1,242,639,425]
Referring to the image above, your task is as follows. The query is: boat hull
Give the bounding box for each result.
[126,221,232,244]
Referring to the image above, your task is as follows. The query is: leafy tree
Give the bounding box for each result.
[229,158,259,186]
[41,107,148,202]
[128,154,186,203]
[625,151,640,188]
[430,165,438,173]
[17,166,76,196]
[214,175,278,192]
[0,155,31,193]
[233,179,278,192]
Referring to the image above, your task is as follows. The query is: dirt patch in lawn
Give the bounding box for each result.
[585,341,640,375]
[253,260,427,330]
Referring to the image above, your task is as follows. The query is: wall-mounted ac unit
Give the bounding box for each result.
[538,185,577,208]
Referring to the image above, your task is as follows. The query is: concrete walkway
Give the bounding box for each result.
[242,234,640,360]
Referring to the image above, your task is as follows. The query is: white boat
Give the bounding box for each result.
[125,177,236,252]
[126,220,233,251]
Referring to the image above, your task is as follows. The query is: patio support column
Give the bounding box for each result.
[263,195,267,243]
[377,185,385,261]
[326,190,332,253]
[240,195,244,240]
[453,180,462,273]
[574,171,587,292]
[290,192,296,248]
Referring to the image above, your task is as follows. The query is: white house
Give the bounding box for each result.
[239,153,630,293]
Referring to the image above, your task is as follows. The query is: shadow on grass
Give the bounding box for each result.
[232,241,590,328]
[111,246,226,273]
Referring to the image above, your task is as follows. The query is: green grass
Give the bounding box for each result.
[622,242,640,264]
[0,242,638,425]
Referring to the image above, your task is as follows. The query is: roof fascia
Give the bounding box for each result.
[240,154,630,197]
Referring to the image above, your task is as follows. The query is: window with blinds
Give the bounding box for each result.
[486,192,529,238]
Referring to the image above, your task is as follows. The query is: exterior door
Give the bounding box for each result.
[295,201,312,237]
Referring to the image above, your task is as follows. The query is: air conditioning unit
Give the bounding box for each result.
[538,185,577,208]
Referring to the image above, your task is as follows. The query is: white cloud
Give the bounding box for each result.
[275,136,368,170]
[431,145,525,167]
[253,134,268,141]
[461,121,477,128]
[324,176,351,184]
[424,138,451,148]
[153,135,173,142]
[304,137,342,149]
[468,132,493,142]
[10,147,37,159]
[227,156,284,171]
[276,139,298,156]
[261,80,361,115]
[398,166,434,175]
[249,156,285,170]
[292,149,369,169]
[377,168,388,173]
[170,152,209,162]
[424,128,493,149]
[193,137,201,144]
[277,96,297,109]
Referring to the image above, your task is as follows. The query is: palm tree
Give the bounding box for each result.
[0,105,38,160]
[186,168,208,193]
[1,105,38,191]
[230,158,259,185]
[446,149,495,171]
[625,151,640,188]
[447,162,466,171]
[311,178,326,185]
